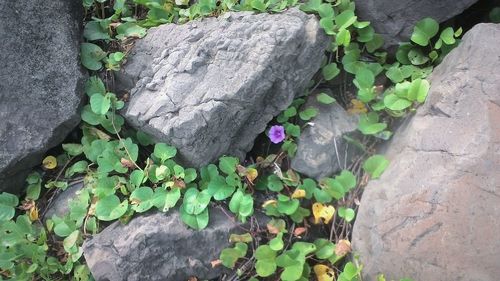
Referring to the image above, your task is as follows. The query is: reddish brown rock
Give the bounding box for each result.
[352,23,500,281]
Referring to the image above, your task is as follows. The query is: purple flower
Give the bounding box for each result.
[268,125,286,144]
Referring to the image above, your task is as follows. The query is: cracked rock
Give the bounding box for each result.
[352,24,500,281]
[116,8,329,168]
[83,208,265,281]
[0,0,85,193]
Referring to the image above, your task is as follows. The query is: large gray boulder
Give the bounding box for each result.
[352,23,500,281]
[83,208,257,281]
[354,0,478,47]
[0,0,85,193]
[291,90,361,180]
[117,8,329,168]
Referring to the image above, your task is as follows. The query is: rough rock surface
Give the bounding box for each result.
[291,90,360,179]
[0,0,85,193]
[117,8,329,167]
[83,208,258,281]
[352,23,500,281]
[43,181,83,220]
[354,0,477,47]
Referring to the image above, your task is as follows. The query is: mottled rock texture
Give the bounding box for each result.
[352,23,500,281]
[291,90,360,180]
[83,208,256,281]
[0,0,85,193]
[117,8,329,167]
[354,0,478,47]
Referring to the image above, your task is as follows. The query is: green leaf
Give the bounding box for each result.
[267,174,284,192]
[81,105,105,125]
[408,48,430,65]
[251,0,267,12]
[317,3,334,18]
[384,94,412,111]
[130,187,155,213]
[62,143,84,156]
[410,17,439,46]
[184,168,198,183]
[354,68,375,89]
[220,242,248,268]
[270,232,284,251]
[129,170,145,188]
[356,25,374,42]
[336,28,351,47]
[322,63,340,80]
[316,93,336,104]
[366,34,384,53]
[81,43,106,71]
[338,207,355,222]
[95,194,129,221]
[319,17,335,35]
[65,160,89,178]
[285,123,300,137]
[335,10,357,30]
[299,107,318,121]
[219,156,239,175]
[83,21,111,41]
[154,143,177,162]
[0,192,18,221]
[408,78,430,103]
[229,189,254,222]
[183,188,211,215]
[180,205,209,230]
[335,170,356,191]
[208,175,235,200]
[116,22,147,40]
[63,230,79,252]
[85,76,106,97]
[90,94,111,115]
[363,154,389,179]
[276,195,299,215]
[153,187,181,212]
[440,27,456,45]
[358,112,387,135]
[314,238,335,259]
[255,245,277,277]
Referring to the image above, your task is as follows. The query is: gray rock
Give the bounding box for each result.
[83,208,258,281]
[0,0,85,193]
[117,8,329,168]
[354,0,478,48]
[352,23,500,281]
[291,90,360,180]
[43,181,84,220]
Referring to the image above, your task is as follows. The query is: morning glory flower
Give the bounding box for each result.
[268,125,285,144]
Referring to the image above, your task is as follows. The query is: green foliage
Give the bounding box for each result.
[2,0,457,279]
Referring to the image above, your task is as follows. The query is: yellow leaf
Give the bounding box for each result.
[314,264,336,281]
[347,99,367,115]
[28,206,39,221]
[42,156,57,170]
[262,199,277,208]
[291,189,306,199]
[229,233,253,243]
[312,203,335,224]
[246,168,258,183]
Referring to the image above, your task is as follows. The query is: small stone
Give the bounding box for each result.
[291,90,361,180]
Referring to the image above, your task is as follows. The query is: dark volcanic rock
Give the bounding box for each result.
[117,8,329,168]
[352,23,500,281]
[83,208,260,281]
[0,0,85,193]
[354,0,478,48]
